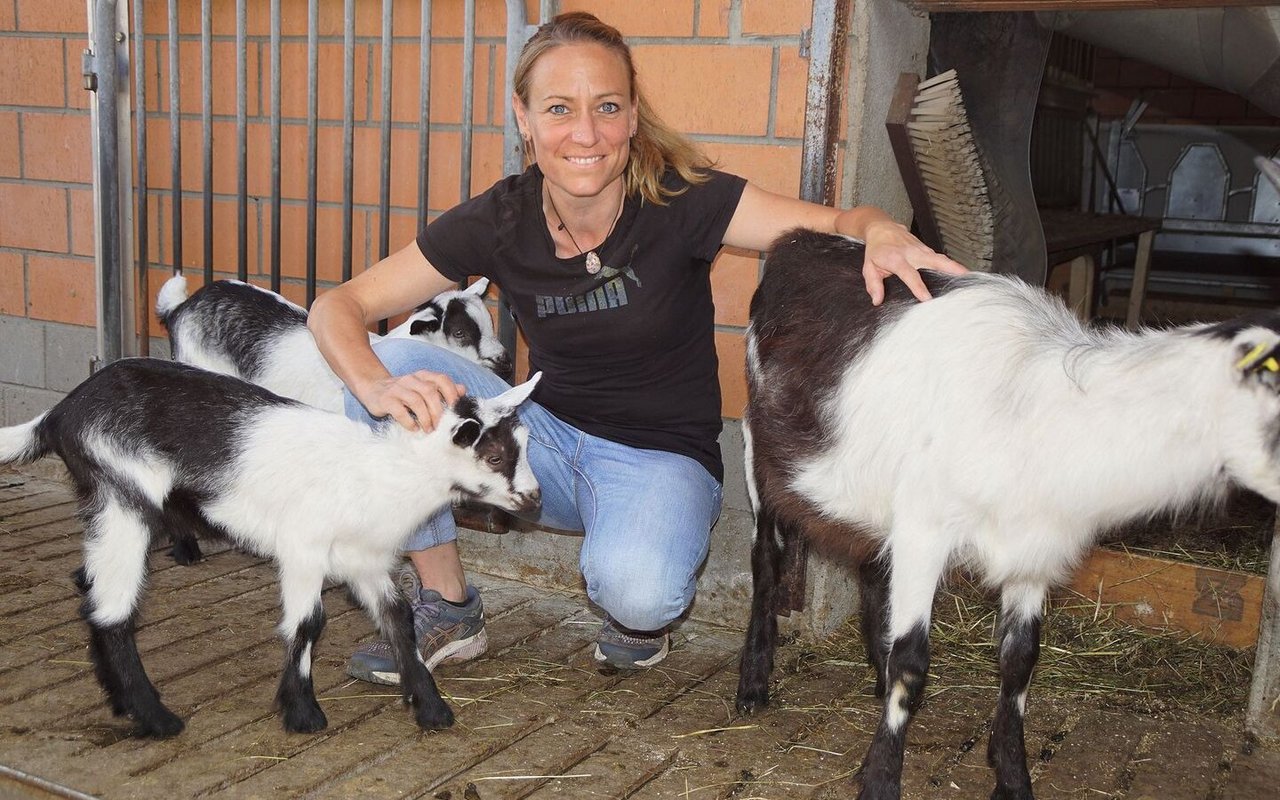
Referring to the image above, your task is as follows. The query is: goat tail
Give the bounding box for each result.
[155,274,190,326]
[0,413,51,466]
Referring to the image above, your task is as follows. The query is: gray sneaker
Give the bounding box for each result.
[346,565,488,686]
[593,616,670,669]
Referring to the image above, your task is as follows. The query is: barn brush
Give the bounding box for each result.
[904,69,994,272]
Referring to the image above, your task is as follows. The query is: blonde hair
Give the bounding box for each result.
[513,12,712,205]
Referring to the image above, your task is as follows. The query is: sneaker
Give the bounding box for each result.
[593,616,670,669]
[346,565,488,686]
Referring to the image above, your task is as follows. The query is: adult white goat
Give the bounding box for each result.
[736,228,1280,800]
[0,358,541,738]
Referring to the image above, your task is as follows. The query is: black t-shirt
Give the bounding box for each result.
[417,165,747,482]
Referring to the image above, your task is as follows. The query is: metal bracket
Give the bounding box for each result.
[82,48,98,92]
[799,27,811,59]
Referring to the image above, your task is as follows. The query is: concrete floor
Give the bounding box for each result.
[3,463,1280,799]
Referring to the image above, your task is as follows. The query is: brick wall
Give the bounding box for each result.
[0,0,863,426]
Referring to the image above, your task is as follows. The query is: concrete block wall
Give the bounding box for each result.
[1,0,931,634]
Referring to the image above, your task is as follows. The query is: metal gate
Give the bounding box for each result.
[82,0,846,365]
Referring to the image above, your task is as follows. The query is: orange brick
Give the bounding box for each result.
[65,39,90,111]
[273,204,370,285]
[704,141,802,196]
[710,248,759,327]
[0,251,23,315]
[558,0,695,37]
[69,188,94,257]
[148,195,261,275]
[741,0,812,36]
[632,45,772,136]
[154,39,263,118]
[698,0,731,37]
[27,254,95,326]
[0,183,68,252]
[431,0,527,39]
[715,330,747,419]
[21,111,93,184]
[0,38,67,107]
[775,46,808,139]
[0,3,15,30]
[0,113,19,177]
[17,0,88,33]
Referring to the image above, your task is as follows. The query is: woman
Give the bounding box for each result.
[309,12,966,683]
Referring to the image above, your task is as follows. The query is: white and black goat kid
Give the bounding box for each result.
[737,228,1280,800]
[0,359,541,739]
[156,275,514,413]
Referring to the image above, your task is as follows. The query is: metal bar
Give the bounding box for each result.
[378,0,394,263]
[134,0,150,356]
[341,0,355,282]
[799,0,848,205]
[460,0,476,204]
[499,0,532,356]
[202,0,212,281]
[417,0,432,227]
[168,0,182,272]
[236,0,248,280]
[305,0,319,305]
[92,0,123,364]
[270,0,282,291]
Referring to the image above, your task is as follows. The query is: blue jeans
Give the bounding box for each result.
[344,337,723,632]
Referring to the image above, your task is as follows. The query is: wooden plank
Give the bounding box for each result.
[904,0,1275,11]
[1247,518,1280,738]
[1058,547,1265,648]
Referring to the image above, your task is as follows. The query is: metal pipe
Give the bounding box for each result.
[201,0,213,281]
[133,0,149,356]
[417,0,433,226]
[342,0,355,282]
[305,0,319,305]
[499,0,532,356]
[91,0,122,364]
[378,0,394,264]
[270,0,282,291]
[236,0,248,280]
[460,0,475,205]
[168,0,182,272]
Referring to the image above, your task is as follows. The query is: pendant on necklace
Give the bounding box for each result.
[585,251,602,274]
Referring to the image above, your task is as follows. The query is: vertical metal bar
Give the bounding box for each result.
[134,0,150,356]
[799,0,848,205]
[378,0,394,265]
[236,0,248,280]
[499,0,531,356]
[270,0,282,291]
[168,0,183,272]
[305,0,319,305]
[91,0,123,364]
[201,0,213,281]
[460,0,475,204]
[417,0,432,227]
[341,0,355,282]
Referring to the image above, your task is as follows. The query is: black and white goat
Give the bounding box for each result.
[0,358,540,738]
[737,228,1280,799]
[155,275,514,415]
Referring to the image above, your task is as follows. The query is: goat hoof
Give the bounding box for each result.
[283,703,328,734]
[415,700,454,731]
[735,686,769,716]
[990,786,1034,800]
[134,708,185,739]
[169,539,203,565]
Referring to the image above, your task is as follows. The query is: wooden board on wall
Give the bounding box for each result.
[1056,547,1265,649]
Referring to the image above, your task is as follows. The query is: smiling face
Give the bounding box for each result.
[514,42,638,203]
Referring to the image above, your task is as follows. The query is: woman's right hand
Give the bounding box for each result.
[357,370,466,432]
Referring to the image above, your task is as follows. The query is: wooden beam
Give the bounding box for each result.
[903,0,1276,11]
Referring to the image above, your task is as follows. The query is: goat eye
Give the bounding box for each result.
[452,330,466,339]
[485,454,504,467]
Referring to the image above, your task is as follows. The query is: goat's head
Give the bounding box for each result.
[405,279,514,381]
[440,372,542,514]
[1205,315,1280,501]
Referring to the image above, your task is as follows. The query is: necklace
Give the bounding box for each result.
[546,188,624,275]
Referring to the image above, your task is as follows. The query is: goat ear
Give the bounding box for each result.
[489,372,542,414]
[410,318,441,336]
[466,277,490,296]
[452,418,482,448]
[1235,334,1280,387]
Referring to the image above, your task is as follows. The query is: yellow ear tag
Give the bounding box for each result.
[1264,357,1280,373]
[1237,342,1271,370]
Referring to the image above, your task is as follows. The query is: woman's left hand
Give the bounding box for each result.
[860,219,967,305]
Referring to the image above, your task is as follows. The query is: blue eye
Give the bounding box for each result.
[548,104,568,115]
[600,102,620,114]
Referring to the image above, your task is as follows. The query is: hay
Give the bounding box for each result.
[806,572,1254,717]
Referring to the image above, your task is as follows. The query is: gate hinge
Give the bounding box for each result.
[82,48,98,92]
